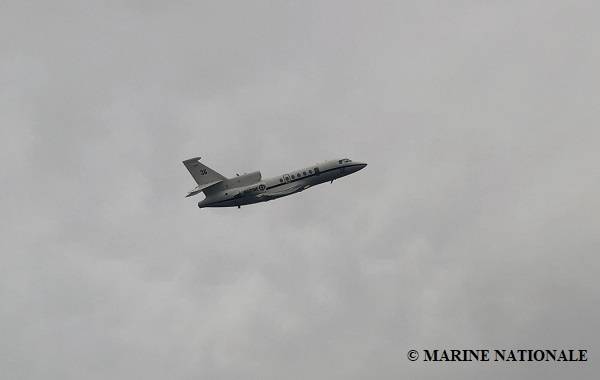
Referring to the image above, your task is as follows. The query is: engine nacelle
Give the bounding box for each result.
[228,171,262,187]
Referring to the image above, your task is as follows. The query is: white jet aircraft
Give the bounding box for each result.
[183,157,367,209]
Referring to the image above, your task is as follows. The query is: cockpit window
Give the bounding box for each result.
[339,158,351,164]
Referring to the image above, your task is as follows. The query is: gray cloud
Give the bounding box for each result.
[1,1,598,379]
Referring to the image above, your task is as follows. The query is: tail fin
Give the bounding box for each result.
[182,157,226,197]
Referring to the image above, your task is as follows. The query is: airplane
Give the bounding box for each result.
[182,156,367,209]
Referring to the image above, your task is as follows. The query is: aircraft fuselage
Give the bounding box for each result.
[196,158,367,208]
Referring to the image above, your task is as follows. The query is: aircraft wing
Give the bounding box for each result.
[258,183,311,199]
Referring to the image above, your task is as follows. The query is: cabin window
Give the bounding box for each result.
[279,178,283,183]
[309,169,313,174]
[291,175,295,179]
[297,173,301,177]
[303,171,307,175]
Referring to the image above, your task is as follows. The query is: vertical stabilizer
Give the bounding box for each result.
[182,157,226,186]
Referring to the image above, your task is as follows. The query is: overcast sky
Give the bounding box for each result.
[1,1,599,379]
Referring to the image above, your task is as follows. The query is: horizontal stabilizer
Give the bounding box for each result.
[186,180,223,197]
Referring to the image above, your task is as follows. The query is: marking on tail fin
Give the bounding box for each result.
[183,156,227,197]
[182,157,226,185]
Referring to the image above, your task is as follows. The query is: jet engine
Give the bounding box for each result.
[228,171,262,187]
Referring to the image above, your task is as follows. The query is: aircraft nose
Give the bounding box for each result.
[357,162,367,170]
